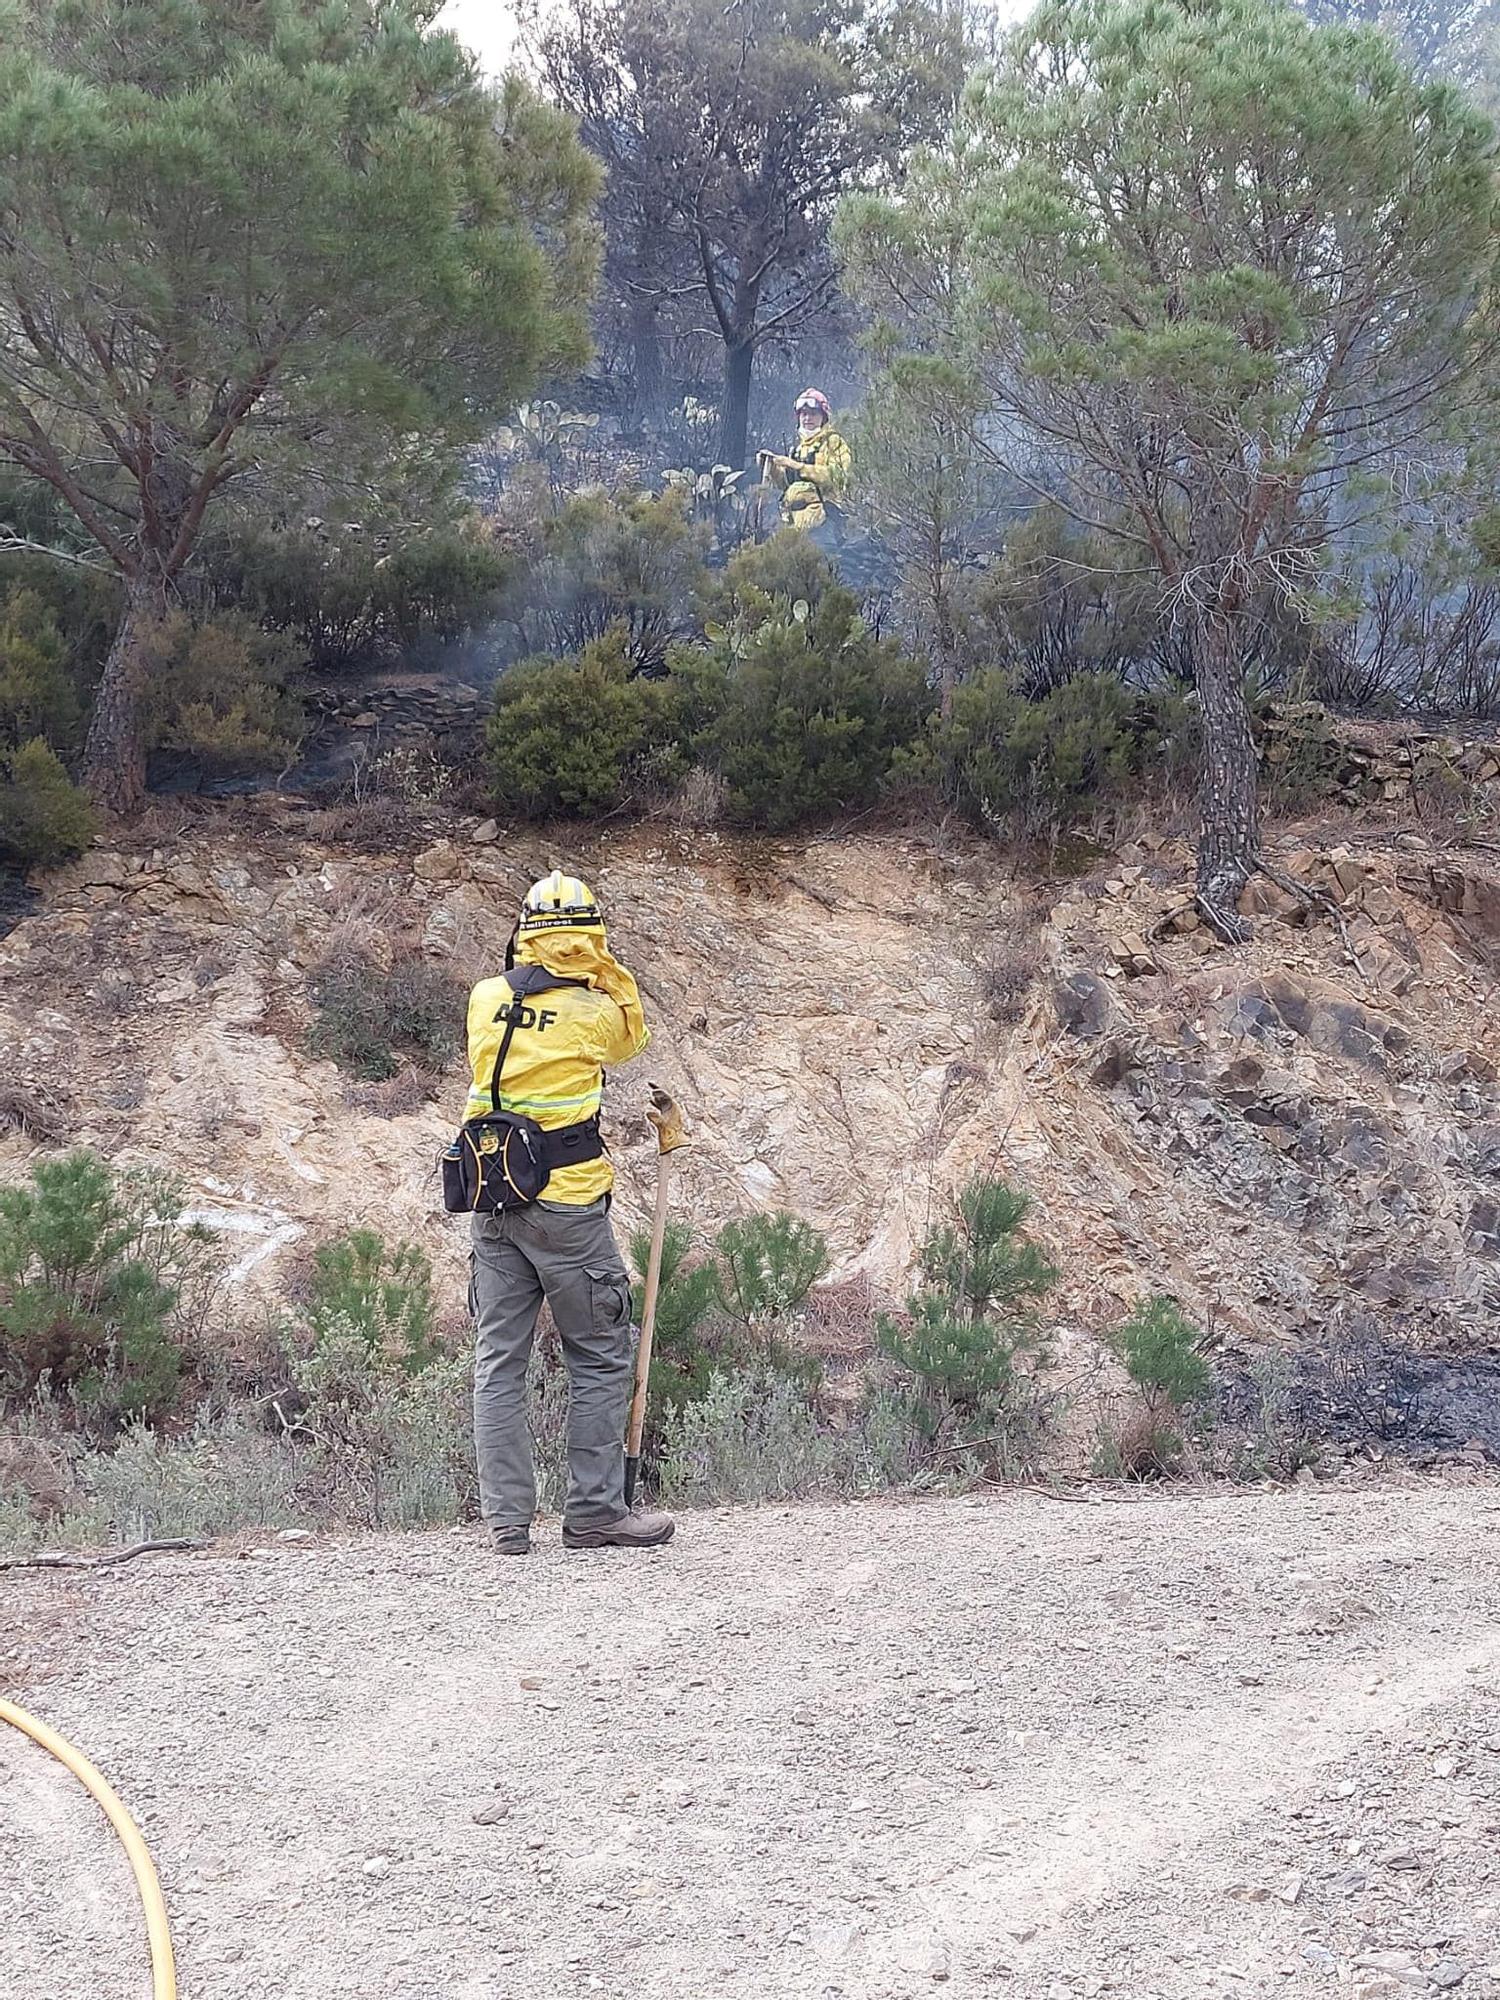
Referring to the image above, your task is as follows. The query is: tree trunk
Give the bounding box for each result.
[1193,602,1261,942]
[82,573,167,818]
[718,339,755,470]
[627,292,663,431]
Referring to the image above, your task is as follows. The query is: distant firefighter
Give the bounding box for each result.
[757,387,850,541]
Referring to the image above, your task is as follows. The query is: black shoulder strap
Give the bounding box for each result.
[503,964,588,1002]
[486,966,591,1113]
[487,1004,522,1114]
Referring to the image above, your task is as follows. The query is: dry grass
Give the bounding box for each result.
[1409,749,1497,846]
[344,1066,443,1119]
[428,894,520,993]
[668,766,727,829]
[976,941,1041,1024]
[800,1274,882,1362]
[0,1434,75,1520]
[94,969,145,1015]
[303,795,424,851]
[0,1081,71,1144]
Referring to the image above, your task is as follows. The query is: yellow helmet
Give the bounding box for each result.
[517,869,602,937]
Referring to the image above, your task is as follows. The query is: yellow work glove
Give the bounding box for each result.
[646,1084,690,1154]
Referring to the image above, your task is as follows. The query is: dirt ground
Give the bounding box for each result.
[3,1486,1499,2000]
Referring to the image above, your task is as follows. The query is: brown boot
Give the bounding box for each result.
[562,1511,675,1551]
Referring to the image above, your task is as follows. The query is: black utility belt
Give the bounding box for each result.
[441,1112,603,1214]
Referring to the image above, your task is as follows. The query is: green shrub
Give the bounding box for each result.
[527,488,709,669]
[141,611,303,775]
[489,628,687,818]
[712,529,838,624]
[208,518,513,672]
[712,1210,830,1384]
[879,1175,1058,1472]
[628,1213,833,1483]
[0,737,96,866]
[694,587,934,829]
[1111,1295,1211,1412]
[959,502,1164,695]
[715,1210,831,1325]
[307,1229,438,1372]
[0,587,84,754]
[919,669,1153,838]
[0,487,118,733]
[1104,1295,1213,1481]
[629,1219,726,1432]
[306,948,464,1081]
[0,1152,211,1433]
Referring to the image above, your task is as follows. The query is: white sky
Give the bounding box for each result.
[435,1,519,76]
[435,0,1030,80]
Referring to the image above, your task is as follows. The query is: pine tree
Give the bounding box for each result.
[0,1,599,810]
[840,0,1497,935]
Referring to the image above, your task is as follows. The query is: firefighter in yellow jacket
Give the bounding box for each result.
[465,871,674,1556]
[758,387,851,538]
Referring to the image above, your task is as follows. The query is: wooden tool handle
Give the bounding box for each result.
[626,1151,673,1463]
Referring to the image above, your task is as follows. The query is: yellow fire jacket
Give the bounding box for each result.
[782,424,851,530]
[464,934,650,1205]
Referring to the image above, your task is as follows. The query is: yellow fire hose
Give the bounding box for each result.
[0,1696,177,2000]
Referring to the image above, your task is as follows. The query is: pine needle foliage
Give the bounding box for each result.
[1111,1296,1213,1415]
[715,1211,831,1327]
[307,1230,438,1374]
[0,1151,206,1429]
[880,1174,1058,1467]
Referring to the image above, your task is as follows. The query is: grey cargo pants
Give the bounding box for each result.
[471,1197,634,1531]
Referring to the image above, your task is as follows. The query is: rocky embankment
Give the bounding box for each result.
[1,800,1498,1362]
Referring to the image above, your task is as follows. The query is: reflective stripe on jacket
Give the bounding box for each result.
[464,971,649,1205]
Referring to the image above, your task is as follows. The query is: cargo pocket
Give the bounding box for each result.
[586,1266,633,1339]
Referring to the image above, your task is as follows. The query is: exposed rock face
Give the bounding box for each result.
[3,804,1498,1345]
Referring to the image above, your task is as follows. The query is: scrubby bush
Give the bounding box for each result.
[711,529,838,624]
[629,1219,726,1430]
[960,502,1165,695]
[206,518,513,672]
[656,1368,931,1507]
[627,1210,836,1483]
[0,479,119,724]
[0,737,95,866]
[715,1210,830,1327]
[917,669,1162,839]
[307,1230,439,1373]
[1105,1294,1213,1478]
[489,628,688,818]
[0,588,85,754]
[694,587,934,829]
[290,1331,476,1526]
[306,948,464,1081]
[658,1365,836,1505]
[1254,700,1346,813]
[0,1152,214,1434]
[0,583,97,865]
[141,611,303,775]
[524,488,709,670]
[879,1175,1058,1473]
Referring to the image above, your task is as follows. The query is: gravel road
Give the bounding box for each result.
[3,1486,1499,2000]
